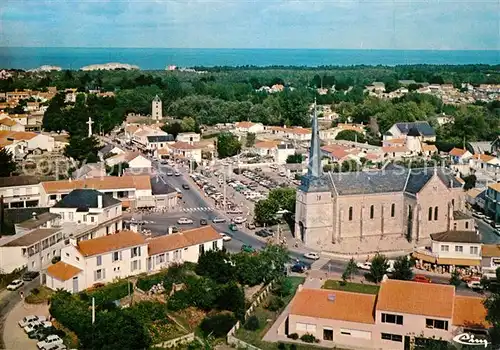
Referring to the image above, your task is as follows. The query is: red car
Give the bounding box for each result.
[413,275,431,283]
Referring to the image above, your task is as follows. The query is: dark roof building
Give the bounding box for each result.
[52,189,121,212]
[147,135,174,143]
[430,230,481,244]
[395,121,435,137]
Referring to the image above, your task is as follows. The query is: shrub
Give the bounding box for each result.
[199,312,237,338]
[278,342,287,350]
[300,334,319,343]
[85,280,133,307]
[167,290,191,311]
[266,296,285,311]
[274,279,293,297]
[287,333,299,340]
[31,288,40,295]
[136,271,167,292]
[244,315,260,331]
[289,344,297,350]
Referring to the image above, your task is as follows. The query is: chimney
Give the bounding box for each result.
[32,212,38,221]
[97,195,103,209]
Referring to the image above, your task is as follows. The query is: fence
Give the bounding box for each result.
[226,280,275,350]
[153,332,195,348]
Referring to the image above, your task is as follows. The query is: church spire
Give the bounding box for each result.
[307,98,322,178]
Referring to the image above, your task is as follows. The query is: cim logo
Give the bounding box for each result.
[453,333,489,348]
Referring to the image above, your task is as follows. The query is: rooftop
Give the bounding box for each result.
[394,121,435,137]
[52,189,121,212]
[376,279,455,318]
[2,228,61,247]
[17,212,60,230]
[147,135,174,143]
[481,244,500,258]
[0,175,52,188]
[41,175,151,194]
[430,230,481,244]
[452,296,490,329]
[148,226,221,256]
[46,261,82,281]
[290,288,376,324]
[77,230,146,257]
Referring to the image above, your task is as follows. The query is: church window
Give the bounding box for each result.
[434,206,439,221]
[391,203,395,217]
[428,207,433,221]
[370,205,374,219]
[348,207,353,221]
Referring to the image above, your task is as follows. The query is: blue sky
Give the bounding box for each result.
[1,0,499,49]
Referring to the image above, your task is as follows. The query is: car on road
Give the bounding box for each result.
[182,184,190,190]
[241,245,255,253]
[37,334,64,350]
[291,262,309,273]
[7,279,24,290]
[22,271,40,281]
[303,252,320,260]
[467,280,484,291]
[227,208,243,214]
[356,262,372,271]
[166,171,174,176]
[19,315,46,327]
[177,218,194,225]
[220,232,232,241]
[246,222,256,230]
[255,229,272,237]
[413,274,432,283]
[169,226,179,233]
[212,218,226,224]
[174,171,181,176]
[200,219,208,225]
[228,223,238,231]
[232,216,247,224]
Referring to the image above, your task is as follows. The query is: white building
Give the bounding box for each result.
[0,131,55,153]
[176,132,201,145]
[152,95,162,120]
[105,151,152,169]
[169,141,203,163]
[0,176,45,208]
[45,226,222,293]
[234,122,265,134]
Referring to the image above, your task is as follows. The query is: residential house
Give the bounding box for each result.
[254,141,280,158]
[276,144,296,164]
[72,163,107,179]
[98,144,125,160]
[0,118,25,132]
[267,126,312,142]
[481,244,500,269]
[106,151,152,169]
[382,146,411,159]
[470,154,500,171]
[468,141,494,155]
[384,121,436,143]
[234,122,265,134]
[0,176,50,208]
[449,148,473,164]
[146,135,175,152]
[0,131,55,153]
[176,132,201,145]
[283,279,489,350]
[485,183,500,222]
[169,141,202,163]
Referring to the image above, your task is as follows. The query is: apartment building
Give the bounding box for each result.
[168,141,203,163]
[45,226,223,293]
[176,132,201,145]
[0,176,50,208]
[283,279,489,350]
[485,183,500,223]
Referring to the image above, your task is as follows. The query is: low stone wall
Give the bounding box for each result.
[226,280,275,350]
[153,332,195,348]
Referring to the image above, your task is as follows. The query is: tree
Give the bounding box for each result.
[254,198,279,226]
[267,187,296,214]
[161,122,182,138]
[107,162,129,176]
[369,254,388,283]
[391,256,413,281]
[462,174,477,191]
[245,132,256,147]
[181,116,197,132]
[195,249,236,284]
[286,153,303,164]
[449,270,462,287]
[64,135,100,164]
[216,282,246,319]
[217,132,241,159]
[335,130,366,143]
[199,313,237,338]
[342,258,359,282]
[0,148,16,176]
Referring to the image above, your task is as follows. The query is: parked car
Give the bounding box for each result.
[200,219,208,225]
[182,184,190,190]
[228,223,238,231]
[255,229,272,237]
[22,271,40,281]
[166,171,174,176]
[303,252,320,260]
[291,262,308,273]
[25,321,52,334]
[44,344,66,350]
[37,335,64,349]
[174,171,181,176]
[7,279,24,291]
[413,275,432,283]
[246,222,256,230]
[227,208,243,214]
[241,245,255,253]
[232,216,247,224]
[169,226,179,233]
[212,217,226,224]
[467,279,484,290]
[19,315,46,327]
[356,262,372,271]
[220,232,232,242]
[177,218,194,225]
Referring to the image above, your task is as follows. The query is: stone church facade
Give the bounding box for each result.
[295,107,473,253]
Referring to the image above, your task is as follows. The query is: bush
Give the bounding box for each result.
[278,342,287,350]
[85,280,133,307]
[199,312,237,338]
[244,315,260,331]
[300,333,319,343]
[136,271,167,292]
[167,290,191,311]
[31,288,40,295]
[266,296,285,311]
[287,333,299,340]
[290,344,297,350]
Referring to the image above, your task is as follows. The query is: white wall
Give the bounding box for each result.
[432,241,482,259]
[0,246,26,273]
[129,155,152,169]
[27,134,55,152]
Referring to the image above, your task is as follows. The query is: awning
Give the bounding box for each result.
[413,251,436,264]
[436,258,481,266]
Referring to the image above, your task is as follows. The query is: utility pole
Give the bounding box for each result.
[223,165,227,212]
[91,297,95,324]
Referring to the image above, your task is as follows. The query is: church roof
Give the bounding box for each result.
[407,127,421,137]
[395,121,435,137]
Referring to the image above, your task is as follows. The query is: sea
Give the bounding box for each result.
[0,47,499,70]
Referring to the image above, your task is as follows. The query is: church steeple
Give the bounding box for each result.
[307,99,322,178]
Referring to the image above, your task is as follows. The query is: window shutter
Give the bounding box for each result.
[102,269,106,279]
[138,260,141,269]
[94,270,97,281]
[130,261,134,271]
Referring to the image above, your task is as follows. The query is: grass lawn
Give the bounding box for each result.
[25,286,54,304]
[235,276,311,350]
[322,280,379,295]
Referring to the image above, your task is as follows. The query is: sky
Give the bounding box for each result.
[1,0,499,50]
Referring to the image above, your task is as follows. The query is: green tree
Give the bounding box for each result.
[107,162,129,176]
[0,148,16,176]
[245,132,256,147]
[369,254,389,283]
[391,256,413,281]
[258,244,290,281]
[216,282,246,319]
[64,135,100,164]
[267,187,296,214]
[449,270,462,287]
[286,153,303,164]
[233,253,267,286]
[335,130,366,143]
[161,122,182,138]
[181,116,197,132]
[342,258,359,282]
[462,174,477,191]
[195,249,236,284]
[217,132,241,158]
[254,198,279,226]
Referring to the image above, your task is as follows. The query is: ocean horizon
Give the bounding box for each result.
[0,47,499,70]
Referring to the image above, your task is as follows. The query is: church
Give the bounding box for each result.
[294,107,472,254]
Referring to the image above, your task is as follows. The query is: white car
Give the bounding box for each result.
[166,171,174,176]
[177,218,193,225]
[7,279,24,291]
[44,345,66,350]
[303,252,320,260]
[24,321,52,334]
[232,217,247,224]
[220,232,232,242]
[37,335,63,349]
[19,315,46,327]
[174,171,181,176]
[357,261,372,270]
